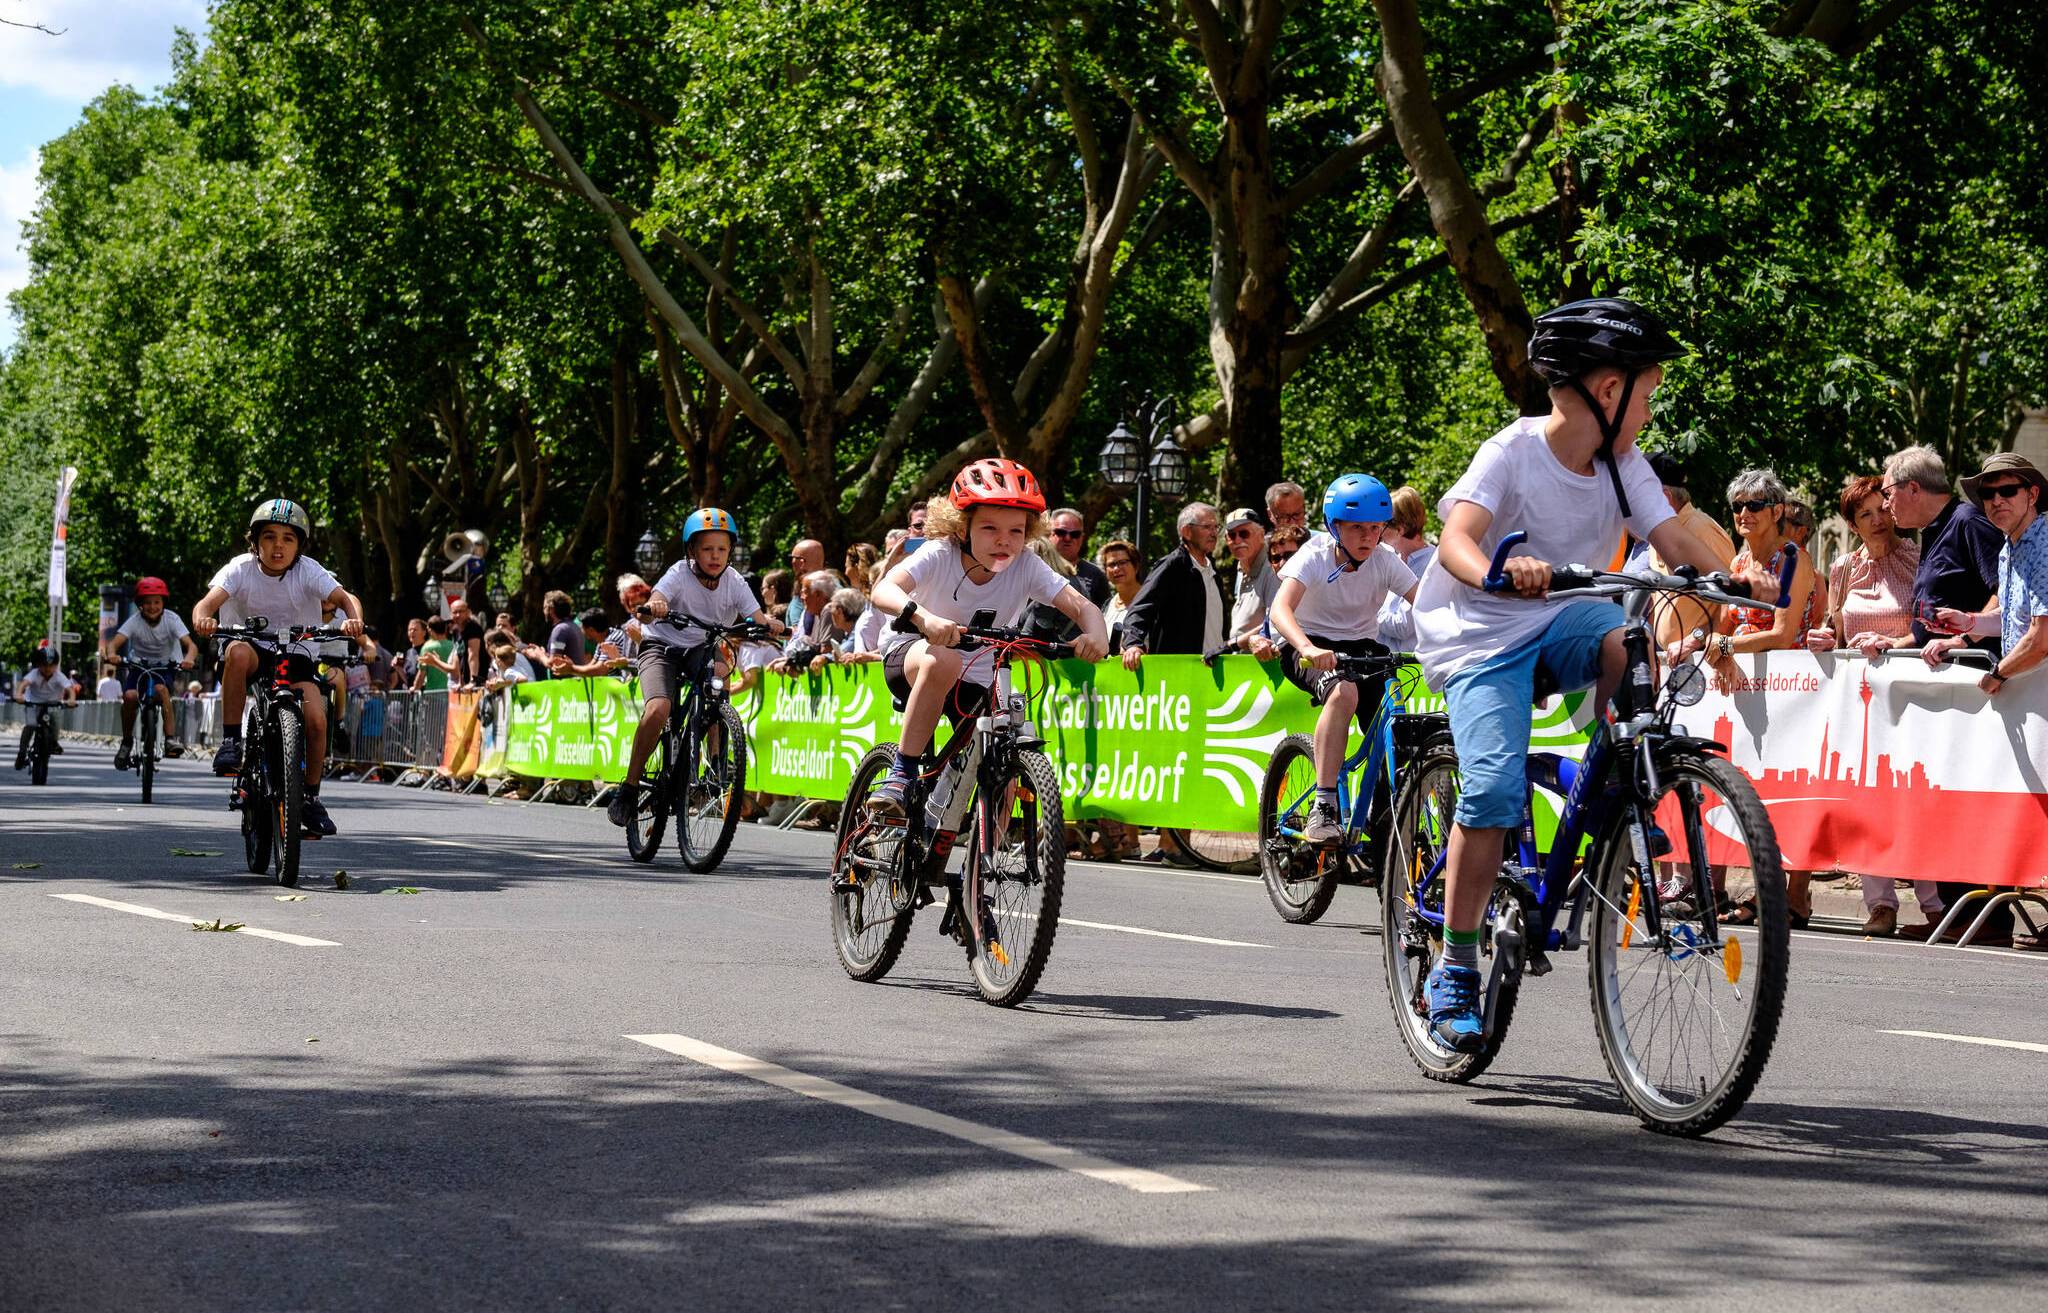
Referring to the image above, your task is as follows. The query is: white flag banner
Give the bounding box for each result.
[48,466,77,606]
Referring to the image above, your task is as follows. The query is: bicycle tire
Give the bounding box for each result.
[139,704,156,804]
[1586,752,1788,1137]
[1161,827,1260,873]
[242,788,273,873]
[271,709,303,888]
[1257,734,1339,924]
[29,722,48,786]
[677,703,747,873]
[1380,742,1520,1083]
[625,734,671,863]
[967,749,1065,1007]
[831,745,916,982]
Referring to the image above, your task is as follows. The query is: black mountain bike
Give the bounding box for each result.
[215,621,352,888]
[15,704,62,786]
[623,620,770,873]
[830,619,1073,1007]
[117,658,184,804]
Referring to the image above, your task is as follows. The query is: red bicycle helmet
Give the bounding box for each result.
[134,576,170,599]
[950,458,1046,513]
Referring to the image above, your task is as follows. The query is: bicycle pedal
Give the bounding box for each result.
[1526,951,1552,977]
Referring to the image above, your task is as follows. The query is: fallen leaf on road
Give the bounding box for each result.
[190,919,244,932]
[274,894,308,902]
[305,1037,319,1044]
[10,862,41,870]
[333,870,351,889]
[382,886,423,895]
[170,848,222,858]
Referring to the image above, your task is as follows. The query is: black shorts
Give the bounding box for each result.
[636,642,714,705]
[881,641,993,724]
[1280,633,1390,712]
[229,643,326,689]
[118,665,175,694]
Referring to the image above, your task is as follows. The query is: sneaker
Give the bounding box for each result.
[113,741,133,771]
[1303,802,1343,847]
[1861,905,1897,937]
[868,773,912,818]
[302,796,337,837]
[163,737,184,758]
[212,738,243,777]
[50,739,64,755]
[1425,962,1486,1053]
[607,783,638,828]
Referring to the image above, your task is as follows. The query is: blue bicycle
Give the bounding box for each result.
[1381,535,1794,1135]
[1257,651,1437,923]
[117,658,184,804]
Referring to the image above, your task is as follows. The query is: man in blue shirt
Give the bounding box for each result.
[1882,445,2004,656]
[1928,453,2048,696]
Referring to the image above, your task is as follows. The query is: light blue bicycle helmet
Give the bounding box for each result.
[1322,473,1393,527]
[682,508,738,543]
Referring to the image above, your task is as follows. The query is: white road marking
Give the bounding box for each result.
[625,1033,1210,1194]
[1059,918,1270,948]
[1880,1029,2048,1055]
[49,893,340,947]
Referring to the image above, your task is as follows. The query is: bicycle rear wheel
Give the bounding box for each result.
[625,734,671,864]
[967,750,1064,1007]
[677,703,747,873]
[1257,734,1339,924]
[1160,828,1259,873]
[139,704,157,804]
[1587,752,1788,1137]
[1380,742,1520,1082]
[270,710,303,888]
[29,722,49,786]
[242,786,273,873]
[830,745,917,982]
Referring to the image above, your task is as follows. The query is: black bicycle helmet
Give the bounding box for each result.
[1527,298,1687,518]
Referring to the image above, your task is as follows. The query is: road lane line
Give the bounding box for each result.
[1880,1029,2048,1055]
[624,1033,1210,1194]
[49,893,340,947]
[1059,918,1270,948]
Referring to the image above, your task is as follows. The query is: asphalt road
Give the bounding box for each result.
[5,743,2046,1311]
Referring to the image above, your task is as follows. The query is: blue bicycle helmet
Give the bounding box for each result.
[1322,474,1393,528]
[682,508,737,544]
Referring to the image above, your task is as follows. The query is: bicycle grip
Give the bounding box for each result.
[1482,531,1529,593]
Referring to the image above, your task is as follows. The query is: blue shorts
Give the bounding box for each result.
[1442,601,1626,828]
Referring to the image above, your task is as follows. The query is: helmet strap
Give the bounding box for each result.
[1568,370,1639,520]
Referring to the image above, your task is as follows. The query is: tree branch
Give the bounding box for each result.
[836,301,912,418]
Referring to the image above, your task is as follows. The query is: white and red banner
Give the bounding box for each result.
[1684,651,2048,888]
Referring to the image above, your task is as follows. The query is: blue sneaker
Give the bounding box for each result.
[1425,962,1486,1053]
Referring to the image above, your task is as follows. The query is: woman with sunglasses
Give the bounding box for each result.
[1097,540,1144,647]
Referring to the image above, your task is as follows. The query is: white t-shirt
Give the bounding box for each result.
[879,539,1070,685]
[849,602,888,654]
[1377,543,1436,653]
[1413,417,1673,687]
[19,668,77,705]
[1277,532,1418,643]
[118,610,191,665]
[210,555,342,655]
[647,562,760,646]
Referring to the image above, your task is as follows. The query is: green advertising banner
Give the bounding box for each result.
[489,657,1597,833]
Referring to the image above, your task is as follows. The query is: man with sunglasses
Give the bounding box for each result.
[1026,507,1113,643]
[1882,444,2004,657]
[1925,454,2048,697]
[1222,508,1280,659]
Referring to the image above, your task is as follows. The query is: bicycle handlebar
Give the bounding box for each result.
[633,610,779,646]
[1481,529,1797,611]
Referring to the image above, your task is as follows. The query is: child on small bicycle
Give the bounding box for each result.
[1266,473,1420,846]
[609,508,787,826]
[1411,298,1753,1052]
[867,458,1110,815]
[192,498,363,837]
[109,576,199,768]
[13,647,78,770]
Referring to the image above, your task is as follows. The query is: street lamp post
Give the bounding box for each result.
[1096,394,1188,551]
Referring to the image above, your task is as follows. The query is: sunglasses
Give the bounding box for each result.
[1267,549,1298,565]
[1729,498,1780,515]
[1051,529,1084,540]
[1226,527,1258,540]
[1980,481,2031,502]
[1103,557,1133,570]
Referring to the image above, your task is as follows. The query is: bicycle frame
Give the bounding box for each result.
[1272,668,1414,852]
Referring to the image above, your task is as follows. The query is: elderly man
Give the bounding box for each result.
[1884,444,2004,656]
[773,570,841,674]
[785,540,825,629]
[1120,503,1228,670]
[1027,507,1114,643]
[1926,454,2048,696]
[1222,508,1279,659]
[1265,481,1308,533]
[447,598,487,689]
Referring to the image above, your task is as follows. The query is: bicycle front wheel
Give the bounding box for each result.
[270,711,303,888]
[1257,734,1338,924]
[139,704,157,804]
[677,703,747,873]
[967,750,1064,1007]
[1587,752,1789,1137]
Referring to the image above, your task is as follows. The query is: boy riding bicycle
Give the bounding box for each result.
[609,508,787,827]
[109,576,198,768]
[13,646,79,769]
[1412,298,1759,1053]
[1266,473,1420,846]
[192,498,363,837]
[867,458,1110,815]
